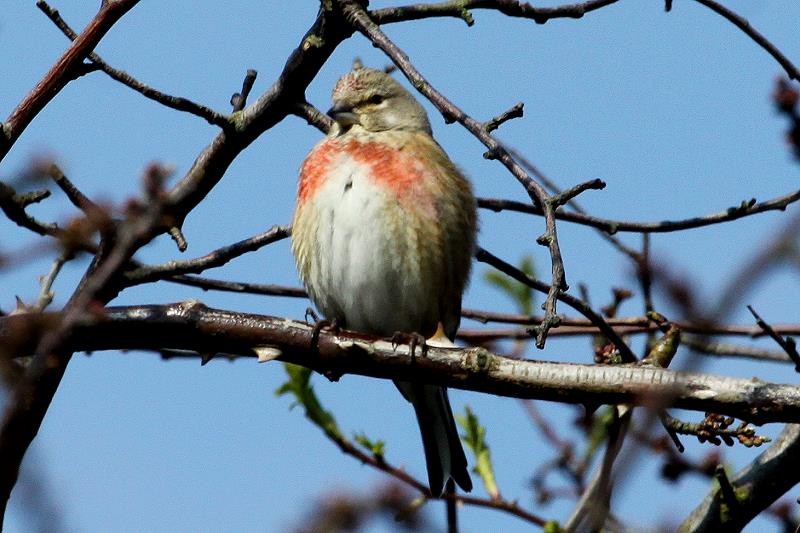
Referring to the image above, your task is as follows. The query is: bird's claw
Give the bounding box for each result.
[391,331,428,360]
[310,317,340,349]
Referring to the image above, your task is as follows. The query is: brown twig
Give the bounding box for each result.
[747,305,800,372]
[478,189,800,233]
[475,247,637,362]
[123,225,291,285]
[292,101,334,133]
[47,164,100,214]
[689,0,800,82]
[36,1,232,129]
[1,0,142,162]
[483,102,524,132]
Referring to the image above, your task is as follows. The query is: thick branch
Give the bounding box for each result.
[2,304,799,424]
[371,0,621,25]
[680,424,800,531]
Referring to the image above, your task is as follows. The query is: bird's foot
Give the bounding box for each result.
[309,315,340,349]
[391,331,428,360]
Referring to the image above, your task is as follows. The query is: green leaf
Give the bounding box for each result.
[483,255,535,315]
[275,363,342,440]
[456,405,500,499]
[543,520,564,533]
[354,432,386,459]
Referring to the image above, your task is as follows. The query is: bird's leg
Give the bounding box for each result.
[308,311,341,350]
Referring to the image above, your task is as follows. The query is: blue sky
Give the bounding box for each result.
[1,1,799,531]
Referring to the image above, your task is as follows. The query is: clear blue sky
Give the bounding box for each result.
[2,1,799,531]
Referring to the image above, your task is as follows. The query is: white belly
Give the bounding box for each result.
[300,157,439,336]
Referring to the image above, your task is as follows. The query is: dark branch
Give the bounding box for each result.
[36,1,231,129]
[484,102,524,132]
[123,225,291,285]
[690,0,800,82]
[475,247,637,362]
[371,0,622,26]
[1,0,142,162]
[230,69,258,112]
[747,305,800,372]
[478,189,800,233]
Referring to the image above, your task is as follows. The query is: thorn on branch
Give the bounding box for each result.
[230,69,258,112]
[484,102,524,132]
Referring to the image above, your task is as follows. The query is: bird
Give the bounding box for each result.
[291,66,476,496]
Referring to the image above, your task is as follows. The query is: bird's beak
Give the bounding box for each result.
[327,101,360,127]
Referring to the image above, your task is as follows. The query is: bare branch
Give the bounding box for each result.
[689,0,800,82]
[3,303,800,424]
[123,225,291,284]
[747,305,800,371]
[680,424,800,531]
[1,0,142,162]
[230,69,258,113]
[478,189,800,233]
[475,247,638,362]
[371,0,622,26]
[291,101,333,134]
[36,1,232,129]
[483,102,524,132]
[47,164,99,215]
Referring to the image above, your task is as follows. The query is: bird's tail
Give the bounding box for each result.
[395,381,473,496]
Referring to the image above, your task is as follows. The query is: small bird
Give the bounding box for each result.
[291,66,476,496]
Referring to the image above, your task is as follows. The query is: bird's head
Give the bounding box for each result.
[328,67,432,135]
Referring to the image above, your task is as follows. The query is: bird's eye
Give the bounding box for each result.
[368,94,384,105]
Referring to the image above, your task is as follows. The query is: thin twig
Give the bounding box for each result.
[0,181,60,237]
[747,305,800,371]
[34,252,72,311]
[475,247,637,362]
[123,225,290,284]
[478,189,800,233]
[292,101,333,133]
[484,102,524,132]
[1,0,142,163]
[47,163,99,214]
[36,1,231,129]
[689,0,800,81]
[230,69,258,112]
